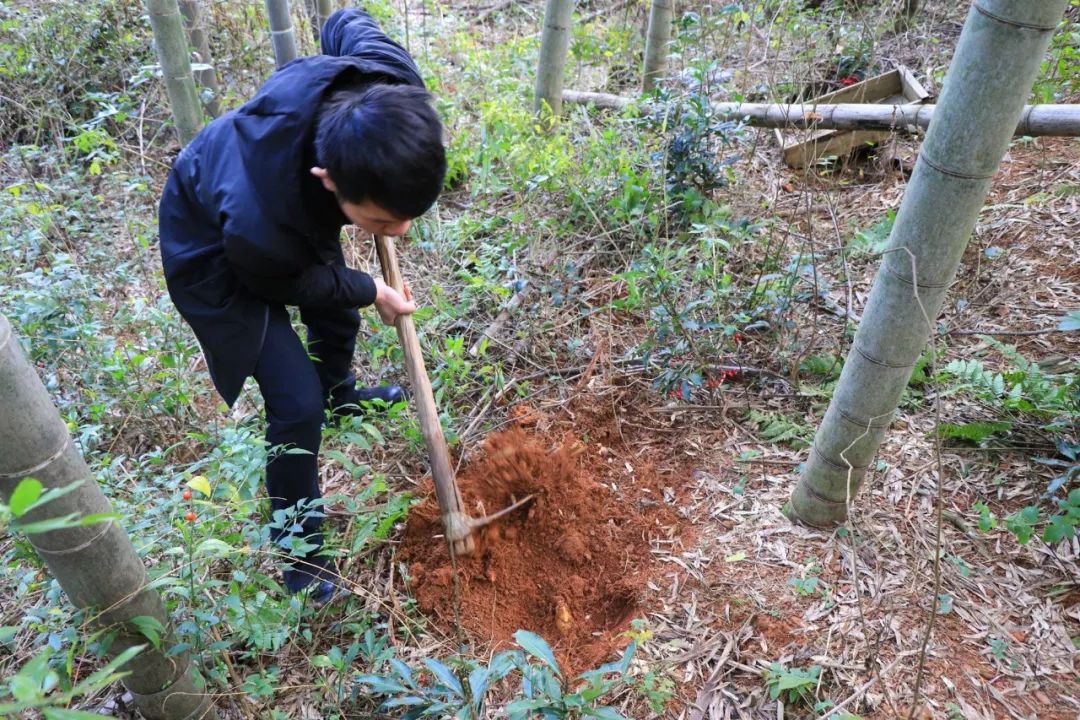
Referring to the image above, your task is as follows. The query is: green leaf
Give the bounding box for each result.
[389,658,415,687]
[776,674,814,691]
[1043,516,1076,545]
[356,674,409,694]
[69,645,143,696]
[936,594,954,615]
[0,626,18,644]
[423,658,462,695]
[9,478,43,517]
[14,513,85,535]
[76,512,118,527]
[1005,506,1040,545]
[724,552,746,562]
[186,475,212,497]
[1058,311,1080,331]
[514,630,561,675]
[468,666,491,707]
[933,421,1012,443]
[506,698,555,714]
[9,674,42,704]
[362,422,386,445]
[381,696,428,708]
[973,502,997,532]
[194,539,235,558]
[129,616,165,649]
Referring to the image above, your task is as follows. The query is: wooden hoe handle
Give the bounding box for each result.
[375,235,475,557]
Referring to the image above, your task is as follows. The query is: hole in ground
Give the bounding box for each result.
[401,419,693,674]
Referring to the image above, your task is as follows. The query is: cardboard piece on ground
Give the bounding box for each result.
[775,66,930,168]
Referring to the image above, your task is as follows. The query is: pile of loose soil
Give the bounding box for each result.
[401,421,688,673]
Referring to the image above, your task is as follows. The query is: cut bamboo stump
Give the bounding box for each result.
[0,315,216,720]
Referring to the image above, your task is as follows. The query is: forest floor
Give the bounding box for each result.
[366,138,1080,719]
[0,0,1077,719]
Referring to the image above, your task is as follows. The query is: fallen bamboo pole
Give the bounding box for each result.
[561,90,1080,137]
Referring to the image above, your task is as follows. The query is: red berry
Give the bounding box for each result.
[185,511,196,523]
[182,490,192,501]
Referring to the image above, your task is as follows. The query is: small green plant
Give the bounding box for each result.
[745,409,814,449]
[937,338,1077,428]
[789,576,821,597]
[650,92,744,217]
[0,644,144,719]
[612,222,756,399]
[987,637,1020,671]
[0,479,130,718]
[2,477,117,536]
[763,662,821,706]
[847,211,895,256]
[932,420,1013,444]
[635,670,674,714]
[973,502,998,532]
[1037,439,1080,499]
[1032,2,1080,103]
[356,629,638,719]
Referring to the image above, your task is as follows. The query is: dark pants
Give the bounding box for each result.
[253,305,359,592]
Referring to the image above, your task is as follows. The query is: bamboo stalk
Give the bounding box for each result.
[896,0,921,31]
[642,0,673,91]
[561,90,1080,137]
[146,0,204,146]
[302,0,333,44]
[303,0,318,43]
[534,0,575,116]
[789,0,1068,527]
[265,0,299,67]
[178,0,221,117]
[0,315,217,720]
[316,0,333,33]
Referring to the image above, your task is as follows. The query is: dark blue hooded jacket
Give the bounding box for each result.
[159,9,424,407]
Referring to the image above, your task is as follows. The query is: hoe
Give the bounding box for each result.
[375,235,533,556]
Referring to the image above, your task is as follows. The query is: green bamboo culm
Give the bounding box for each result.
[178,0,221,117]
[317,0,334,39]
[533,0,575,116]
[642,0,673,91]
[146,0,204,146]
[789,0,1068,527]
[265,0,299,67]
[0,316,218,720]
[304,0,334,46]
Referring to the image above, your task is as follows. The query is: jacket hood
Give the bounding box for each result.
[232,51,425,233]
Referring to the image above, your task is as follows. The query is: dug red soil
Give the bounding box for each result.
[401,420,690,674]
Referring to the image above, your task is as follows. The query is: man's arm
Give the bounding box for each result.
[319,8,424,88]
[223,234,377,309]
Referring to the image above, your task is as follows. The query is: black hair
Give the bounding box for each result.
[315,82,446,219]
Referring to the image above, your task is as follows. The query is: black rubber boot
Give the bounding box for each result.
[328,384,407,419]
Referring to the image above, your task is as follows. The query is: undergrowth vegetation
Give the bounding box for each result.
[1,0,1077,717]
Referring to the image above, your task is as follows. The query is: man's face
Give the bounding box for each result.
[310,166,413,237]
[338,197,413,237]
